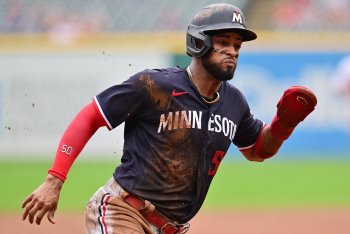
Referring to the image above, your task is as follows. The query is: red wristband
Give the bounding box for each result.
[254,125,278,159]
[48,101,106,182]
[270,115,295,140]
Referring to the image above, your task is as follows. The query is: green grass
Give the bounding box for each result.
[204,159,350,209]
[2,158,350,214]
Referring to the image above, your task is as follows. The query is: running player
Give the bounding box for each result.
[22,4,317,234]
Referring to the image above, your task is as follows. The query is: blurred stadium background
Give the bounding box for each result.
[1,0,349,158]
[1,0,350,233]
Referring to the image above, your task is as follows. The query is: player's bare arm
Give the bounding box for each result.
[241,86,317,162]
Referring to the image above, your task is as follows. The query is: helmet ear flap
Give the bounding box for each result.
[186,26,212,57]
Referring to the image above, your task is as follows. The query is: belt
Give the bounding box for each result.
[122,193,190,234]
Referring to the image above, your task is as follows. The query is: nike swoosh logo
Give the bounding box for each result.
[172,89,188,97]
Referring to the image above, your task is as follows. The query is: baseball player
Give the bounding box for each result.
[22,3,317,234]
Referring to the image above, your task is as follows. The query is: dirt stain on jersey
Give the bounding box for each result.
[165,132,196,183]
[139,74,171,111]
[137,73,197,197]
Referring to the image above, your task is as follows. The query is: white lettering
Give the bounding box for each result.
[230,123,237,141]
[208,114,237,141]
[222,117,229,136]
[158,111,237,141]
[232,12,243,24]
[174,111,179,130]
[192,111,202,129]
[158,110,202,133]
[157,113,173,133]
[208,114,215,131]
[61,144,73,155]
[214,115,222,132]
[180,110,191,129]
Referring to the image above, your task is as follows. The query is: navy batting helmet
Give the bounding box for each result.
[186,3,257,57]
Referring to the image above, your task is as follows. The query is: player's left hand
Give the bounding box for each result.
[22,174,63,225]
[270,86,317,140]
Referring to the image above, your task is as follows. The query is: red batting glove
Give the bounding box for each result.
[270,86,317,140]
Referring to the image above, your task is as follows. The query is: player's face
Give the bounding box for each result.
[202,32,243,81]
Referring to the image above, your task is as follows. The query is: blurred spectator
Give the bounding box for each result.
[271,0,312,29]
[0,0,107,34]
[331,55,350,138]
[331,55,350,97]
[271,0,350,30]
[3,0,24,32]
[46,12,84,45]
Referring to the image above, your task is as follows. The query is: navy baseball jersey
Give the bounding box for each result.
[94,67,263,223]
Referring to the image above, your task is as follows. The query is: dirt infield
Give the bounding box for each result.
[3,208,350,234]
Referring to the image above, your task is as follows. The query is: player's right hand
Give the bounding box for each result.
[270,86,317,140]
[22,174,63,225]
[275,86,317,127]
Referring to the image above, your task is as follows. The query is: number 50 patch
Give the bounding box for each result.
[61,144,74,156]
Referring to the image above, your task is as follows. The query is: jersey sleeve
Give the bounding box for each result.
[94,73,148,130]
[232,96,264,149]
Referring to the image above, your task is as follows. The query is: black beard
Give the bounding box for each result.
[201,54,236,81]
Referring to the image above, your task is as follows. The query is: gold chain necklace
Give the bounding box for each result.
[186,67,220,104]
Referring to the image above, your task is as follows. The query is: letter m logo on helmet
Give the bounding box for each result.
[232,11,243,24]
